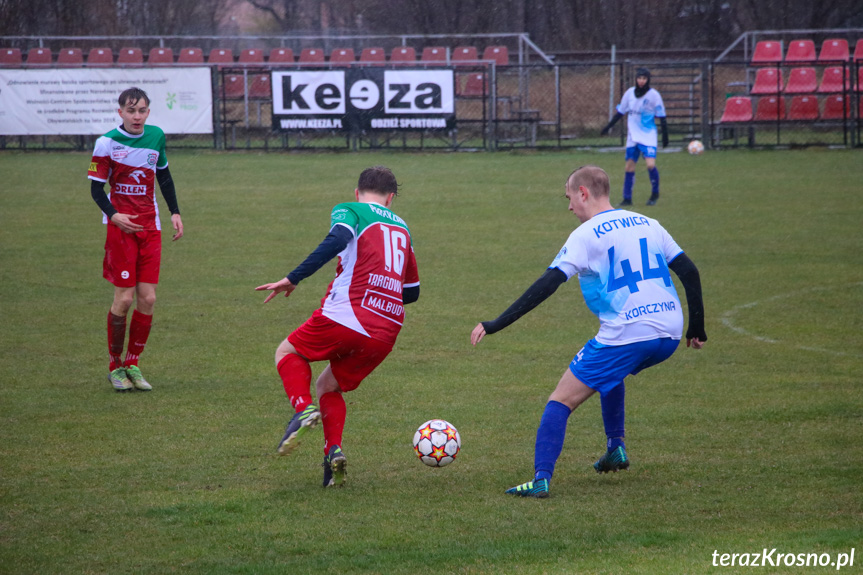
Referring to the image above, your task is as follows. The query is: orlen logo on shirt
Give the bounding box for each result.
[115,183,147,195]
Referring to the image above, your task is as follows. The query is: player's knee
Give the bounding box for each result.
[316,375,342,396]
[112,292,135,315]
[275,340,296,365]
[138,291,156,311]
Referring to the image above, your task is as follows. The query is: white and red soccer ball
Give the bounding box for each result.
[687,139,705,155]
[413,419,460,467]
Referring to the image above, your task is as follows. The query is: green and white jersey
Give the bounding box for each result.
[88,124,167,229]
[321,201,420,344]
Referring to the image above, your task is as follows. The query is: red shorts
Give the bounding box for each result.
[103,223,161,288]
[287,309,393,392]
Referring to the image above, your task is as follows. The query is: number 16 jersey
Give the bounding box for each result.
[550,209,683,346]
[321,201,420,345]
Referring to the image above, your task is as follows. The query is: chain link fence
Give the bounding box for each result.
[2,44,860,151]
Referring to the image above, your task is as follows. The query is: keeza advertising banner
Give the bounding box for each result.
[0,68,213,135]
[272,68,454,132]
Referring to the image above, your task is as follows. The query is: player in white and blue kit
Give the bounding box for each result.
[601,68,669,206]
[471,165,706,498]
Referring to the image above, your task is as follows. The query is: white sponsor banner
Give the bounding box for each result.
[272,70,346,115]
[0,68,213,135]
[383,70,454,114]
[271,68,454,131]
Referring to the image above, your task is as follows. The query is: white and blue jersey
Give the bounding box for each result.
[616,87,666,149]
[550,209,684,346]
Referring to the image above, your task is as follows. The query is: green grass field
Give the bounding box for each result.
[1,148,862,574]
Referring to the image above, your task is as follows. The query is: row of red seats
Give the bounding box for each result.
[752,38,863,64]
[0,45,510,67]
[221,71,491,100]
[720,94,860,122]
[750,66,862,94]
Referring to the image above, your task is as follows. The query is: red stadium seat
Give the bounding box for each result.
[719,96,753,122]
[421,46,448,66]
[390,46,416,64]
[148,47,174,65]
[785,39,816,63]
[855,40,863,61]
[329,48,355,66]
[458,72,487,97]
[26,47,52,66]
[117,47,143,66]
[750,67,784,94]
[239,48,265,64]
[821,94,850,120]
[178,47,204,64]
[452,46,478,67]
[818,38,849,62]
[788,95,818,120]
[57,48,84,66]
[784,67,817,93]
[482,45,509,66]
[269,48,294,64]
[298,48,325,63]
[249,74,271,99]
[208,48,234,65]
[751,40,783,65]
[87,48,113,66]
[817,67,850,93]
[223,74,246,99]
[754,96,786,121]
[359,47,386,65]
[0,48,22,66]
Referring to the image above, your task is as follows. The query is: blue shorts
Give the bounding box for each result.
[569,338,680,396]
[625,144,657,162]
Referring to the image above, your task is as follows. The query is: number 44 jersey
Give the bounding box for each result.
[321,201,420,345]
[550,209,683,346]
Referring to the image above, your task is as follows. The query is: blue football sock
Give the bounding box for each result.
[601,383,626,452]
[623,172,635,201]
[648,167,660,197]
[534,400,572,481]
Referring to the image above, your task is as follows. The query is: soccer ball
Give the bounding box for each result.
[412,419,461,467]
[687,140,705,155]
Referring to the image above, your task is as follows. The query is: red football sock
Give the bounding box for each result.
[320,391,346,455]
[276,353,312,412]
[124,310,152,367]
[107,311,126,371]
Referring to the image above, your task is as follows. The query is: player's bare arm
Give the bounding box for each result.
[687,337,705,349]
[255,277,297,304]
[171,214,184,241]
[109,213,144,233]
[470,323,487,346]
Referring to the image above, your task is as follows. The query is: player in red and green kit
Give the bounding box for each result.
[256,166,420,487]
[88,87,184,392]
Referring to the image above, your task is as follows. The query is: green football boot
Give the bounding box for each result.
[323,445,347,487]
[505,478,549,498]
[278,404,321,455]
[124,365,152,391]
[108,367,133,392]
[593,446,630,474]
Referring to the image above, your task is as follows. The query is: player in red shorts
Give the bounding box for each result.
[256,166,420,487]
[88,87,184,392]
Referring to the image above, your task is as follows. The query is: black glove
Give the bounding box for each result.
[660,117,669,148]
[601,112,623,136]
[662,132,669,148]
